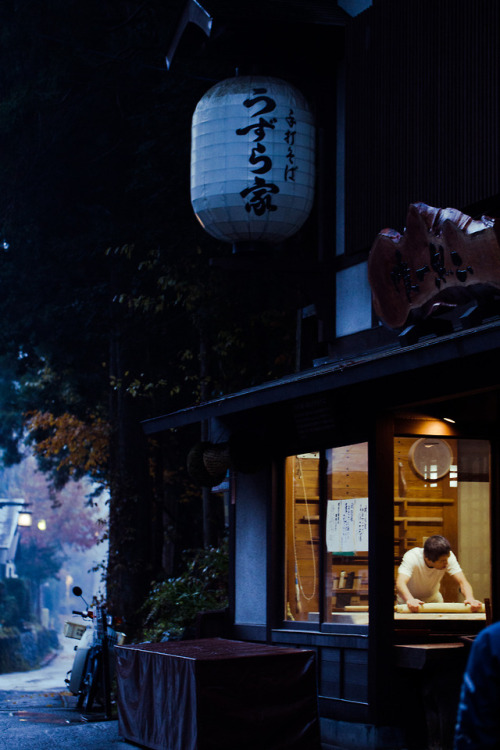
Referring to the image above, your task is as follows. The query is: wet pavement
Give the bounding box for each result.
[0,689,131,749]
[0,641,134,749]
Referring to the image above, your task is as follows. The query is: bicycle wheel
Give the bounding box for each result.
[79,650,101,712]
[75,651,92,709]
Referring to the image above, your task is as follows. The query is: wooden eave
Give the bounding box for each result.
[142,318,500,435]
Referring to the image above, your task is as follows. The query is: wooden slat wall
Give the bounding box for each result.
[329,444,368,497]
[343,650,369,703]
[345,0,500,255]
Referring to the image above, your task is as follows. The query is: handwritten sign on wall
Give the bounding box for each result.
[326,498,369,553]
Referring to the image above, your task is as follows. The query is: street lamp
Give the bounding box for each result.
[18,511,33,527]
[0,498,33,527]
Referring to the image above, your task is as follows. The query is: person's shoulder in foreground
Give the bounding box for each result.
[454,622,500,749]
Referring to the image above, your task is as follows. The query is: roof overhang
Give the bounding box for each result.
[142,319,500,435]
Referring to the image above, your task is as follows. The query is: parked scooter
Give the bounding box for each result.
[64,586,125,716]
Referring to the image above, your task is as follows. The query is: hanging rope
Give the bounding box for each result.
[292,455,317,603]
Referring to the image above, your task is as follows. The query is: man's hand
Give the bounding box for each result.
[405,597,424,612]
[453,572,481,611]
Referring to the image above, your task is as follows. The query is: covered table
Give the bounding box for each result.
[115,637,321,750]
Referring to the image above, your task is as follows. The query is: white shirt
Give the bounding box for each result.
[397,547,462,603]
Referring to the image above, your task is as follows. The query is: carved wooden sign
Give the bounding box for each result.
[368,202,500,329]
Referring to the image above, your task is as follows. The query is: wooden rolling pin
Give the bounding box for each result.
[345,605,369,611]
[395,602,485,614]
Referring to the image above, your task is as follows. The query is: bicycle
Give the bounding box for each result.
[64,587,125,716]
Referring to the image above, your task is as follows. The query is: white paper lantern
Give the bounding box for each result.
[191,76,316,244]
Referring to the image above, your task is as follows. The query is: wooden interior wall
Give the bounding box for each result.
[394,437,459,602]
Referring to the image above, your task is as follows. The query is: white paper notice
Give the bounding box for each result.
[341,499,354,552]
[327,498,369,552]
[354,498,369,550]
[326,500,342,552]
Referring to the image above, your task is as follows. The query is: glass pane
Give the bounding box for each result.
[326,442,369,624]
[394,437,490,620]
[284,453,320,622]
[457,440,491,603]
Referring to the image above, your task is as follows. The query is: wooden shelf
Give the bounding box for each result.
[394,538,416,544]
[333,588,368,595]
[395,497,454,504]
[395,516,443,523]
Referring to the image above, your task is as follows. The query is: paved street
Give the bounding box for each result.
[0,641,133,749]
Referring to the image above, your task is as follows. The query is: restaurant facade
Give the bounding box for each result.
[144,2,500,748]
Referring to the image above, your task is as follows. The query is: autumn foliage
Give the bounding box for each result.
[24,412,109,484]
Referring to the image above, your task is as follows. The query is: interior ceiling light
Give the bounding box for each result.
[443,417,456,423]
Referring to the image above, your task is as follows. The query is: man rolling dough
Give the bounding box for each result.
[396,535,482,612]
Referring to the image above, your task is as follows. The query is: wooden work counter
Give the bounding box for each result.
[395,612,485,621]
[394,602,486,625]
[329,602,486,625]
[394,602,485,614]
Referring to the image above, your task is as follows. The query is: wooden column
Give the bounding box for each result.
[367,413,395,725]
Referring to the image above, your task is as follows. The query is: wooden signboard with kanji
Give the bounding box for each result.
[368,202,500,330]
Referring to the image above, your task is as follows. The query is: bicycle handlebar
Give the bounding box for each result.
[72,609,93,618]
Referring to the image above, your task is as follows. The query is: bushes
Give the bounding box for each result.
[0,578,59,673]
[35,626,59,656]
[141,543,229,642]
[0,626,59,674]
[0,578,31,628]
[0,628,29,673]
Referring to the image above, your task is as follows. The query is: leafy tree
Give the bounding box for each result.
[0,0,299,636]
[0,0,206,633]
[14,539,64,623]
[25,412,109,490]
[15,539,64,588]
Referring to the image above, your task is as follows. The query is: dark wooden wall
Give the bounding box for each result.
[345,0,500,255]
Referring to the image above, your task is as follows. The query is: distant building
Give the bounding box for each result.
[0,505,24,579]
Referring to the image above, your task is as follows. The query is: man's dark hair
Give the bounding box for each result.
[423,535,451,562]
